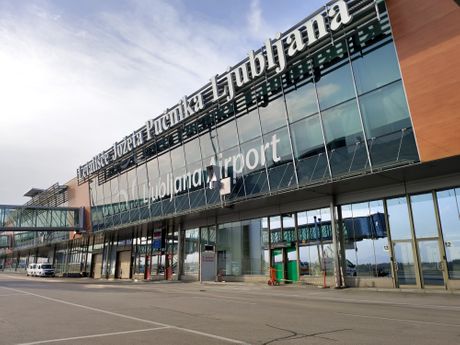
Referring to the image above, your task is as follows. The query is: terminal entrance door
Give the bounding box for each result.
[410,193,448,289]
[417,239,445,287]
[393,241,417,286]
[388,193,449,289]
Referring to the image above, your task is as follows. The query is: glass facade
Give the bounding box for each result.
[4,4,460,293]
[88,7,418,231]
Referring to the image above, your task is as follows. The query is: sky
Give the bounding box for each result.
[0,0,328,204]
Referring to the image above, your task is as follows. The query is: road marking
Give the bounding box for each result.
[0,285,250,345]
[338,312,460,328]
[15,327,171,345]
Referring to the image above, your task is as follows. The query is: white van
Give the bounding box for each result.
[26,263,37,276]
[35,263,55,277]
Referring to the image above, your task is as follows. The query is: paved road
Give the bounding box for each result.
[1,273,460,345]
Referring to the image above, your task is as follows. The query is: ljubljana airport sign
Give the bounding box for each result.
[77,0,354,182]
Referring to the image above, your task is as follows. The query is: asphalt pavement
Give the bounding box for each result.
[1,272,459,345]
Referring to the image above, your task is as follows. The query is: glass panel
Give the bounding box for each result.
[286,247,299,282]
[236,109,261,143]
[360,82,411,139]
[342,201,391,278]
[299,244,321,276]
[258,96,287,134]
[282,214,296,243]
[241,138,269,196]
[369,200,392,278]
[290,115,323,159]
[316,62,354,110]
[285,80,318,123]
[411,193,439,238]
[436,188,460,279]
[290,114,329,185]
[418,240,444,286]
[220,147,246,200]
[199,130,219,159]
[158,152,171,174]
[217,120,239,151]
[393,241,417,285]
[170,146,185,170]
[270,216,282,245]
[360,82,418,167]
[184,138,202,164]
[263,127,296,191]
[387,197,412,240]
[217,222,243,276]
[322,100,368,176]
[241,219,268,275]
[352,41,401,95]
[184,228,199,276]
[173,167,190,213]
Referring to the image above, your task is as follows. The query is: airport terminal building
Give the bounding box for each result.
[2,0,460,290]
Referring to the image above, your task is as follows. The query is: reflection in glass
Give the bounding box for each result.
[236,109,261,143]
[264,127,295,191]
[411,193,439,239]
[342,201,391,278]
[290,114,329,184]
[436,188,460,279]
[297,208,333,276]
[359,82,418,167]
[216,220,267,276]
[270,216,282,244]
[387,197,412,240]
[258,96,288,134]
[316,62,354,110]
[220,147,246,200]
[352,41,401,95]
[282,214,296,242]
[158,153,171,174]
[360,82,411,139]
[184,138,202,164]
[170,147,185,170]
[322,100,368,176]
[217,120,239,151]
[241,138,269,196]
[285,80,318,123]
[299,245,321,276]
[393,241,416,285]
[184,228,199,276]
[200,130,219,159]
[418,240,444,286]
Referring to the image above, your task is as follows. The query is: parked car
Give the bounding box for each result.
[26,263,37,276]
[35,263,55,277]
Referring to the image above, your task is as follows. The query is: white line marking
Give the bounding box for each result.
[0,285,250,345]
[339,312,460,328]
[15,327,170,345]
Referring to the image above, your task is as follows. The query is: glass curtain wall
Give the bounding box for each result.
[89,8,418,231]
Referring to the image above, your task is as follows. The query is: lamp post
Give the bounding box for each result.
[315,216,327,288]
